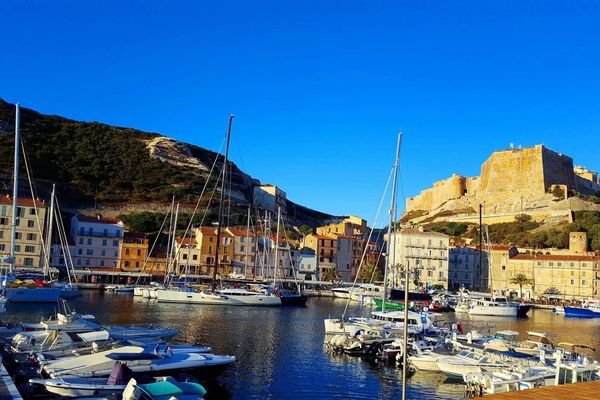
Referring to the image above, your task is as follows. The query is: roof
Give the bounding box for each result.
[397,227,450,238]
[462,244,514,251]
[309,234,337,240]
[226,228,256,237]
[0,195,45,208]
[76,215,122,225]
[197,227,217,235]
[512,253,600,262]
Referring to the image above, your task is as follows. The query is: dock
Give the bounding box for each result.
[0,356,22,400]
[484,380,600,399]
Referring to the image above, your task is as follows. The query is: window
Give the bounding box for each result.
[101,250,106,256]
[86,249,93,255]
[135,261,140,268]
[102,239,107,246]
[571,279,575,285]
[79,238,84,245]
[113,240,118,247]
[137,249,141,256]
[85,259,90,266]
[571,271,574,276]
[0,244,4,251]
[124,261,130,267]
[17,207,25,217]
[557,262,562,266]
[100,260,105,267]
[125,248,130,255]
[88,228,93,235]
[241,245,245,252]
[0,217,7,225]
[26,233,36,241]
[79,227,84,235]
[29,208,35,215]
[77,259,81,266]
[24,257,33,266]
[78,249,82,255]
[15,232,22,240]
[549,262,554,266]
[113,251,118,257]
[193,254,198,261]
[27,220,34,228]
[24,245,35,253]
[183,254,188,260]
[0,206,5,216]
[582,280,587,286]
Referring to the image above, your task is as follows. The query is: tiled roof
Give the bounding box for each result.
[226,228,256,237]
[512,253,600,262]
[0,195,45,208]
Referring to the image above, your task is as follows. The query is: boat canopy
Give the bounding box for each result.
[106,352,160,360]
[485,349,537,359]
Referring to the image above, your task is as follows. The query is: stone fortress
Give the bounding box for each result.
[406,145,600,224]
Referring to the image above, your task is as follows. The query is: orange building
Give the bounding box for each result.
[119,232,149,272]
[193,227,235,276]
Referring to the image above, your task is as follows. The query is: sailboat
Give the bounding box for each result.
[1,104,64,303]
[156,115,281,306]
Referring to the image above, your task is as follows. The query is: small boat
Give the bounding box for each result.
[108,326,178,341]
[564,300,600,318]
[324,310,436,336]
[436,350,511,381]
[331,287,351,299]
[468,296,518,317]
[42,345,236,379]
[553,305,565,314]
[30,361,206,398]
[349,284,384,304]
[123,377,206,400]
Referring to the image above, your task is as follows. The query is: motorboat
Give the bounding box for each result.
[513,332,555,356]
[41,345,236,378]
[564,300,600,318]
[107,326,178,342]
[468,296,518,317]
[436,350,511,381]
[122,377,207,400]
[156,286,282,306]
[324,310,436,336]
[30,361,206,399]
[349,284,384,304]
[331,287,351,299]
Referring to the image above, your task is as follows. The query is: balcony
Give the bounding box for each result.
[78,232,122,239]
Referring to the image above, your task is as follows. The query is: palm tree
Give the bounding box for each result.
[510,273,534,299]
[322,267,341,284]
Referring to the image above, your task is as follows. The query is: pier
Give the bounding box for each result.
[0,356,22,400]
[484,380,600,399]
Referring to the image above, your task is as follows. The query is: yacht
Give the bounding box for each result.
[156,286,281,306]
[324,310,436,336]
[468,296,518,317]
[564,299,600,318]
[436,350,510,380]
[41,345,236,378]
[349,284,384,304]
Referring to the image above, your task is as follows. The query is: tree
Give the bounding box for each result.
[297,225,313,236]
[322,268,341,284]
[358,263,383,283]
[544,287,560,295]
[510,273,534,299]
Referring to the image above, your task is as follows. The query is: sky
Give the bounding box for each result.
[1,1,599,226]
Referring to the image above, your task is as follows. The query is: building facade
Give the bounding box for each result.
[0,196,47,269]
[253,184,287,214]
[119,232,149,272]
[70,215,124,270]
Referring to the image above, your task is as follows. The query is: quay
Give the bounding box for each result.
[0,356,22,400]
[484,380,600,399]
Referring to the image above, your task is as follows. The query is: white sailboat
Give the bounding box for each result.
[1,104,63,303]
[155,115,281,307]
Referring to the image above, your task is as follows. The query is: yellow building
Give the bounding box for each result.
[119,232,149,272]
[305,233,337,278]
[193,227,235,276]
[0,196,47,269]
[316,215,367,238]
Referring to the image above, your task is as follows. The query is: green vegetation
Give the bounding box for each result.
[509,273,534,299]
[322,267,341,283]
[358,263,383,283]
[426,221,468,236]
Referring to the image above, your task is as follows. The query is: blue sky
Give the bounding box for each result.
[1,1,599,225]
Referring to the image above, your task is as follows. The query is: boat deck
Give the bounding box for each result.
[484,380,600,399]
[0,356,22,399]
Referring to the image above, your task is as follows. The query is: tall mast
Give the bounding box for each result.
[245,205,250,277]
[9,104,21,273]
[382,132,402,312]
[273,207,281,287]
[172,202,179,275]
[399,132,409,400]
[45,184,56,276]
[213,114,234,290]
[164,197,175,283]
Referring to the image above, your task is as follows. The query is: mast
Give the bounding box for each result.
[9,104,20,274]
[245,206,250,277]
[172,202,179,276]
[479,203,483,291]
[164,197,175,283]
[273,207,281,287]
[213,114,234,290]
[382,132,402,312]
[397,132,408,400]
[44,184,56,276]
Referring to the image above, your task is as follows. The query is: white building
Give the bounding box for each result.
[295,251,318,281]
[253,184,287,214]
[175,237,203,276]
[386,227,450,290]
[70,215,124,269]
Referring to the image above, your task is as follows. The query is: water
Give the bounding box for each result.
[5,293,600,399]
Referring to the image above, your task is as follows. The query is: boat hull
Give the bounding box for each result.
[468,306,518,317]
[279,294,308,307]
[564,306,600,318]
[6,287,64,303]
[331,289,350,299]
[156,289,281,306]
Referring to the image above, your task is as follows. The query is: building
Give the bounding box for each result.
[193,227,235,276]
[70,215,124,270]
[449,244,518,291]
[225,227,257,277]
[316,215,368,238]
[0,196,47,269]
[335,235,354,281]
[386,227,450,289]
[296,250,318,281]
[119,232,149,272]
[253,184,287,214]
[175,237,203,276]
[305,233,337,279]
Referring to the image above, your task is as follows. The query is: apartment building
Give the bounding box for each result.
[70,215,124,269]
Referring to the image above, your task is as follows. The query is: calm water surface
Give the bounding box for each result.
[5,293,600,399]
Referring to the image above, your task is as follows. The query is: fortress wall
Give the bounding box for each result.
[406,174,466,212]
[465,177,479,195]
[478,145,547,205]
[541,147,577,193]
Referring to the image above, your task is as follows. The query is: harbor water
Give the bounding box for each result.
[5,293,600,399]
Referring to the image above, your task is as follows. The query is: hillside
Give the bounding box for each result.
[0,99,333,227]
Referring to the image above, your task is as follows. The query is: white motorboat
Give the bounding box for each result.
[30,361,207,398]
[42,345,236,378]
[331,287,351,299]
[436,350,509,380]
[349,284,384,304]
[468,296,518,317]
[324,310,436,336]
[107,325,178,341]
[156,287,281,306]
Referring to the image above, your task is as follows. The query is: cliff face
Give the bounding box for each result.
[405,145,600,224]
[0,99,333,226]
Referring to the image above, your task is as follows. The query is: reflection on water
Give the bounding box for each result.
[5,293,600,399]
